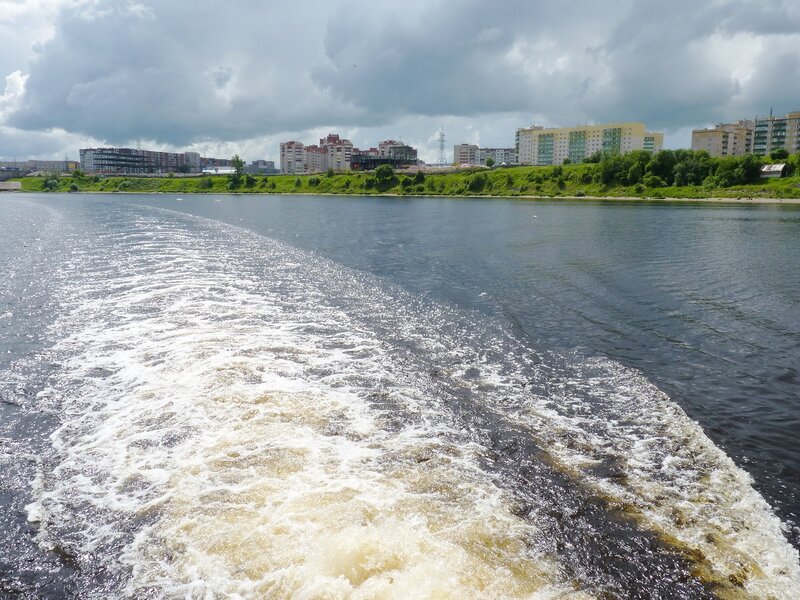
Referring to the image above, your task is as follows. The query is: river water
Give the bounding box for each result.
[1,193,799,599]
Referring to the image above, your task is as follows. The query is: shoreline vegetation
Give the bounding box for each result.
[13,150,800,203]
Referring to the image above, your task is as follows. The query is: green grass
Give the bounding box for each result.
[14,164,800,200]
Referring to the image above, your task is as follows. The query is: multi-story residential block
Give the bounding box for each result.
[453,144,479,165]
[303,145,325,173]
[752,111,800,156]
[320,133,353,172]
[282,134,416,173]
[515,122,664,166]
[478,147,516,165]
[280,141,305,174]
[691,121,754,157]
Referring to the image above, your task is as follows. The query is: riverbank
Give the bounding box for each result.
[12,162,800,201]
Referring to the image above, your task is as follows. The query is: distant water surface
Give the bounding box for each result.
[1,193,798,598]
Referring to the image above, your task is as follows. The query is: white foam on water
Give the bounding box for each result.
[22,203,800,598]
[27,209,586,598]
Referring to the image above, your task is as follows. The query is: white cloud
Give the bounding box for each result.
[0,0,798,160]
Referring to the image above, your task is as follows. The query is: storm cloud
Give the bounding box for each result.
[1,0,798,161]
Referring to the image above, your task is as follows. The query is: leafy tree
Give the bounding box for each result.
[232,154,244,176]
[485,157,496,168]
[374,164,397,190]
[646,150,677,185]
[375,164,395,184]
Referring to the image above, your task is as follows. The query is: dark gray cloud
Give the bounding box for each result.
[1,0,799,159]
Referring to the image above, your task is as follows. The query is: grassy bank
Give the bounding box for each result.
[15,162,800,200]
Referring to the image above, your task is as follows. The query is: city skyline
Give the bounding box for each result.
[1,0,799,163]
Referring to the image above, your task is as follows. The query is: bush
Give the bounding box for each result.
[69,183,79,192]
[43,178,60,191]
[93,175,101,183]
[584,151,602,163]
[117,180,133,191]
[326,168,335,177]
[269,181,276,190]
[244,174,257,187]
[294,178,302,188]
[401,177,413,189]
[198,177,213,189]
[575,190,586,197]
[413,170,425,184]
[634,183,644,194]
[643,174,666,188]
[770,148,789,160]
[308,176,321,186]
[467,173,487,192]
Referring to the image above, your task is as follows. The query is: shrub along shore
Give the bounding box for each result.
[17,150,800,201]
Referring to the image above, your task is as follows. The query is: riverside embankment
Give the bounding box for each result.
[13,157,800,202]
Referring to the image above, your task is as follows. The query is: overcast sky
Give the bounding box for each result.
[1,0,798,163]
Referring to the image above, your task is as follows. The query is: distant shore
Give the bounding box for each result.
[11,163,800,203]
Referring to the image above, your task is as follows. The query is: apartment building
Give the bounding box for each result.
[478,147,516,165]
[691,121,754,157]
[303,145,325,173]
[752,111,800,156]
[321,134,353,172]
[281,135,418,173]
[279,141,305,174]
[516,122,664,166]
[453,144,479,165]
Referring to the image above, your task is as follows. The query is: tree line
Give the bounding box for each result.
[584,148,798,188]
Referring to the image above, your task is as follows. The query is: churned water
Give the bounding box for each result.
[1,193,799,599]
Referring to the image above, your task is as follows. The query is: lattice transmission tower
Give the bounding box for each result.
[436,127,447,166]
